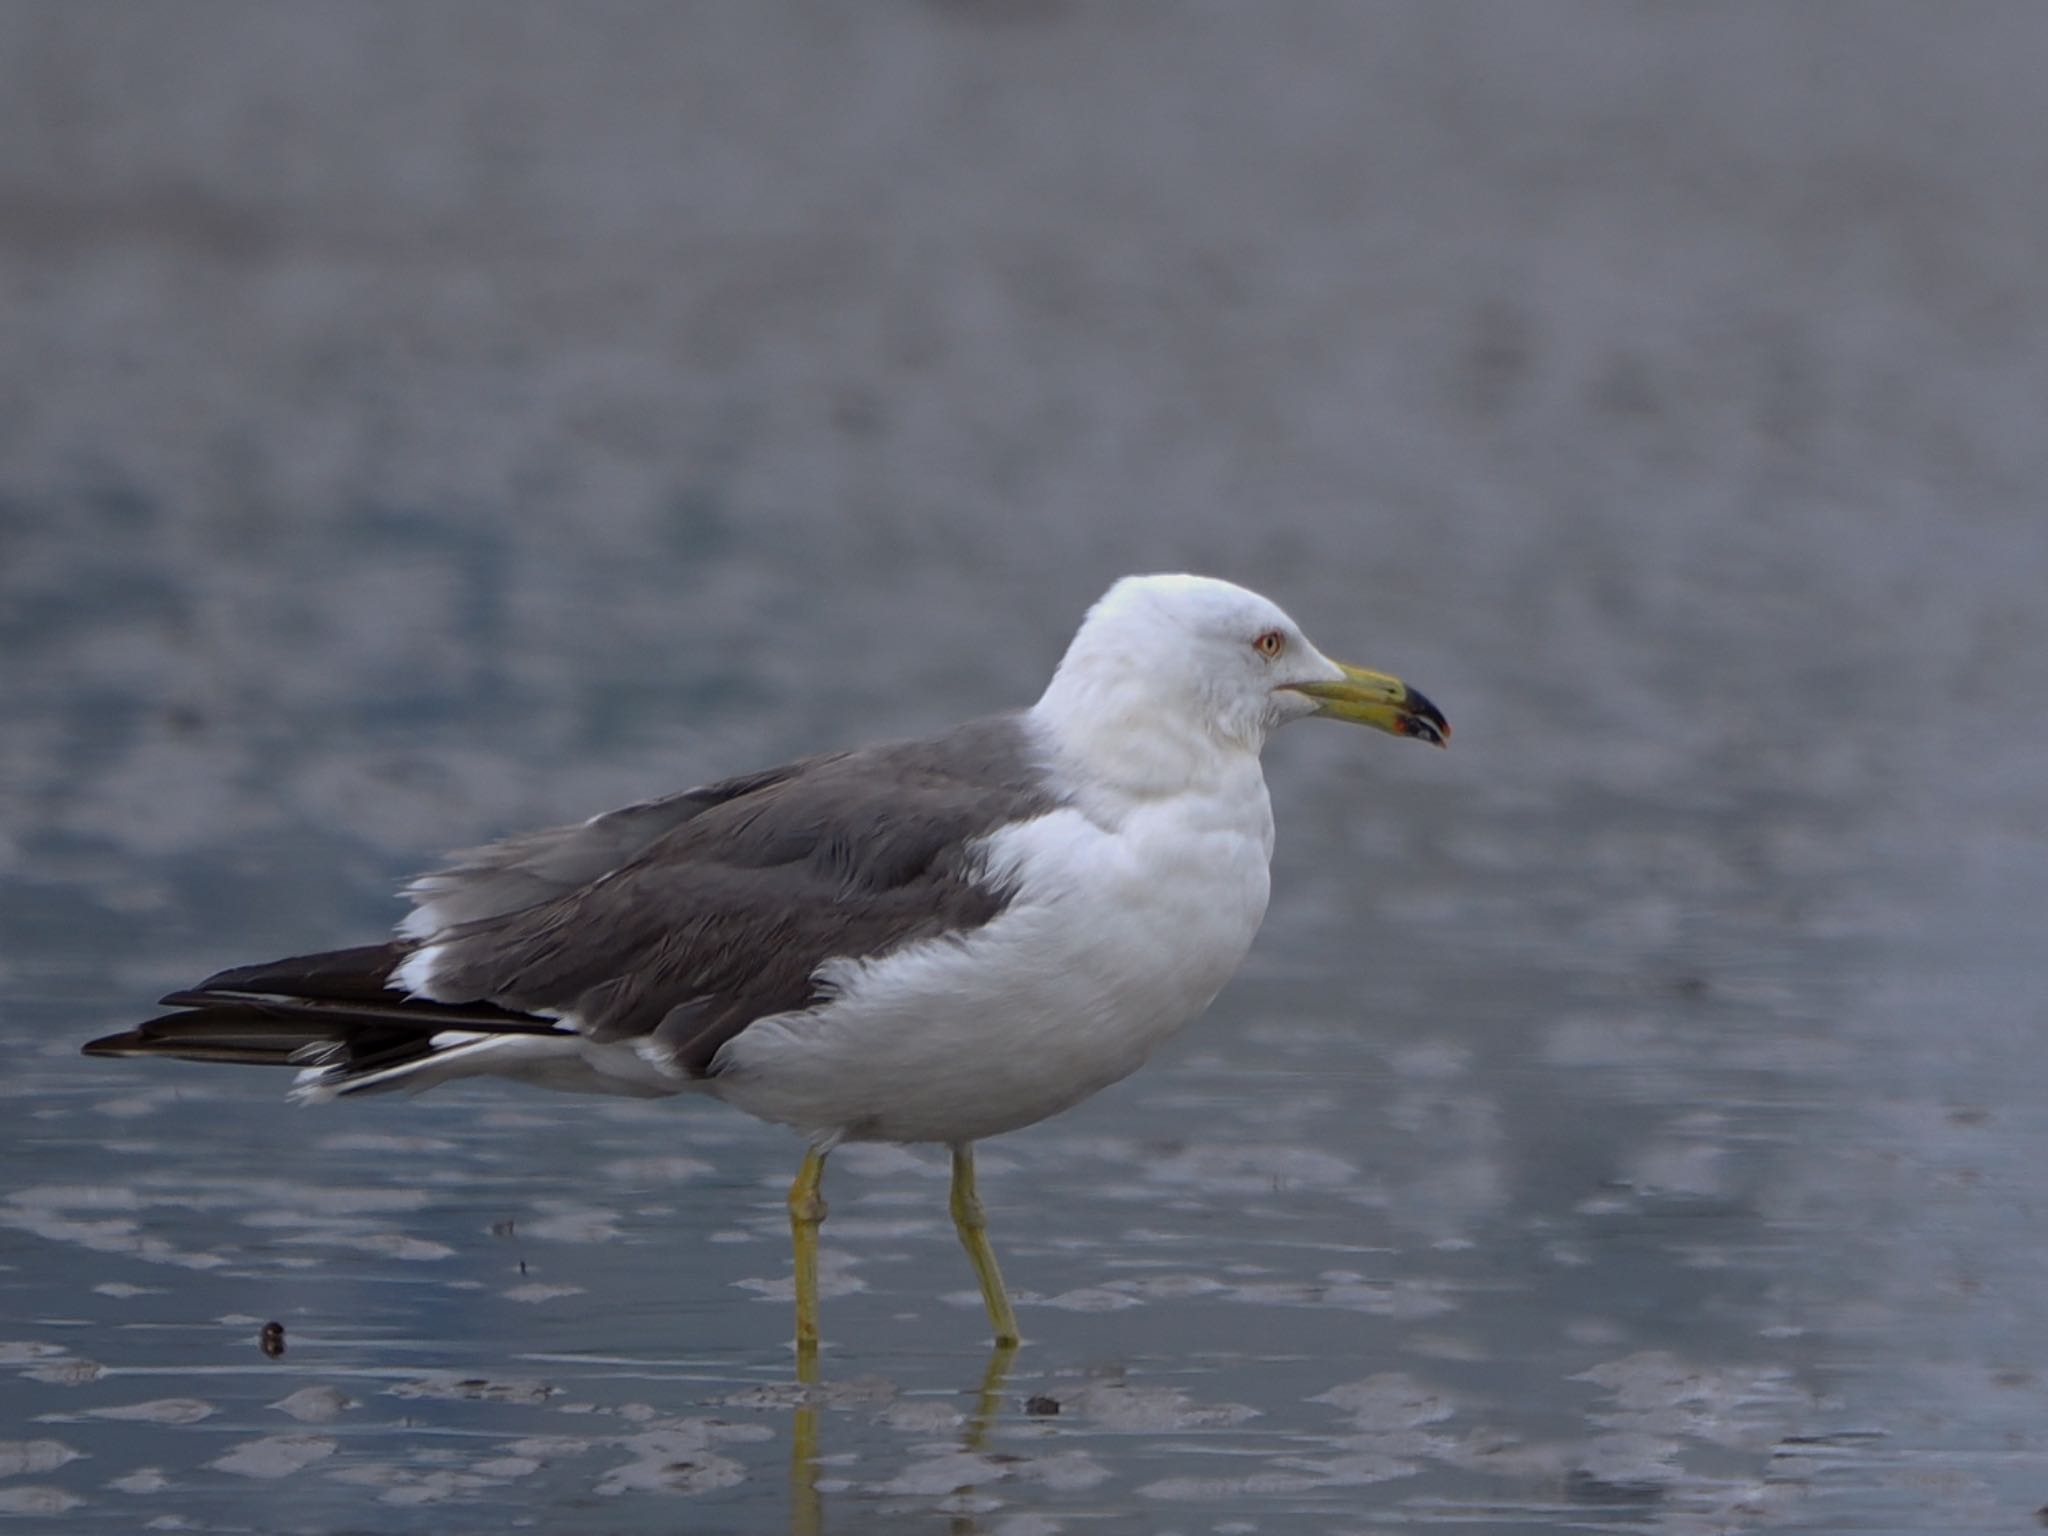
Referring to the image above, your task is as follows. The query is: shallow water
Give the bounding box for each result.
[6,5,2048,1531]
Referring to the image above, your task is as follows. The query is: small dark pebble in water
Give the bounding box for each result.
[492,1219,517,1238]
[1024,1395,1060,1416]
[260,1321,286,1358]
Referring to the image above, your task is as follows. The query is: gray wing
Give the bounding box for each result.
[414,713,1061,1075]
[398,758,839,937]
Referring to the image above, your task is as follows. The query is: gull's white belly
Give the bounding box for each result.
[710,789,1274,1145]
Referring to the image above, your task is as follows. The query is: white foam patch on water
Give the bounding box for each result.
[1020,1451,1113,1494]
[810,1216,939,1241]
[736,1248,866,1303]
[0,1203,226,1271]
[602,1155,714,1183]
[1624,1138,1731,1198]
[1310,1373,1457,1432]
[872,1448,1001,1497]
[209,1435,336,1479]
[1059,1382,1259,1433]
[1038,1287,1142,1313]
[390,1375,556,1406]
[24,1360,103,1387]
[520,1208,625,1244]
[469,1455,543,1479]
[984,1516,1062,1536]
[270,1387,354,1423]
[1091,1273,1229,1301]
[0,1342,67,1364]
[84,1399,215,1426]
[593,1420,765,1496]
[1575,1350,1813,1447]
[1569,1429,1688,1486]
[107,1468,170,1495]
[0,1439,83,1476]
[277,1230,454,1262]
[877,1400,962,1435]
[721,1378,896,1412]
[0,1486,82,1515]
[503,1283,586,1303]
[1140,1464,1407,1502]
[328,1450,553,1506]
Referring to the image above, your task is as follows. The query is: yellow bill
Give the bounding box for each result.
[1286,663,1450,746]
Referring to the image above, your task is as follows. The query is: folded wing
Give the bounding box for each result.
[84,714,1060,1096]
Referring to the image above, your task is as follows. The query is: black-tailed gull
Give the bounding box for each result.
[86,573,1449,1352]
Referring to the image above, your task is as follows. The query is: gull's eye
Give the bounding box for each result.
[1253,629,1286,660]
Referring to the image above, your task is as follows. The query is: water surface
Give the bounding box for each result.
[5,5,2048,1531]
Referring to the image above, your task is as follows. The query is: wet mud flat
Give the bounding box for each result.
[9,966,2048,1532]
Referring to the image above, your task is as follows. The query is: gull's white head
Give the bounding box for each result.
[1034,574,1447,784]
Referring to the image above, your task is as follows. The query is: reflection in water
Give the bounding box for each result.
[950,1342,1020,1536]
[791,1341,1020,1536]
[790,1350,821,1536]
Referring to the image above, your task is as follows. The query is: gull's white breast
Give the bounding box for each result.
[709,765,1275,1145]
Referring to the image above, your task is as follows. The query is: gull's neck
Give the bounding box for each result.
[1028,668,1264,814]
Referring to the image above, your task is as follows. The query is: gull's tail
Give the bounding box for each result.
[81,943,597,1100]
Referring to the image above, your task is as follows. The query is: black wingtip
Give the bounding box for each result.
[188,942,409,1002]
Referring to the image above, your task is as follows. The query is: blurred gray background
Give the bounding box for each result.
[3,4,2046,1532]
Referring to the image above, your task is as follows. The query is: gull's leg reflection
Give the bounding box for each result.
[790,1344,822,1536]
[946,1340,1020,1536]
[789,1342,1020,1536]
[964,1339,1018,1455]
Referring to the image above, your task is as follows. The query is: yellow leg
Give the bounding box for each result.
[787,1146,830,1357]
[949,1144,1021,1347]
